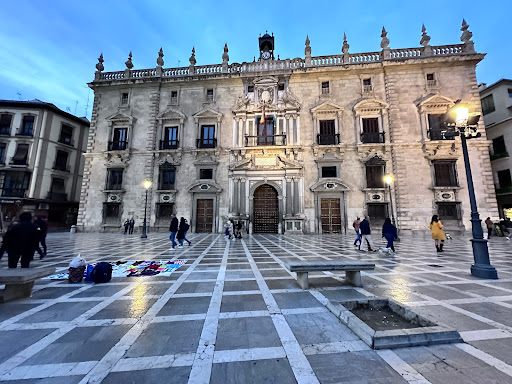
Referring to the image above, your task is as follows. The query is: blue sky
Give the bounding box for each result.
[0,0,510,119]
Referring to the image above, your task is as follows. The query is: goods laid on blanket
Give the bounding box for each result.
[44,260,186,280]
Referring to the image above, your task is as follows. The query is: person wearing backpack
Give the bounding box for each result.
[169,214,179,250]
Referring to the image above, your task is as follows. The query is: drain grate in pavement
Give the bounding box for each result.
[427,264,444,268]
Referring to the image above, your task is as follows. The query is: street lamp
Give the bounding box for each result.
[141,180,152,239]
[444,105,498,279]
[384,174,396,226]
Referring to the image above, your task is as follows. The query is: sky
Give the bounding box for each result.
[0,0,510,120]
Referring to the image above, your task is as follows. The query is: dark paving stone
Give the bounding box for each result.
[469,337,512,365]
[410,284,474,300]
[259,269,291,278]
[0,328,57,364]
[220,294,267,312]
[319,289,369,302]
[216,317,281,350]
[127,283,173,296]
[211,358,295,384]
[224,270,255,279]
[308,351,408,383]
[412,305,495,332]
[125,321,203,357]
[157,296,211,316]
[363,286,425,303]
[0,303,42,322]
[1,377,83,384]
[454,302,512,327]
[223,280,260,292]
[175,281,216,294]
[186,272,219,280]
[266,279,301,290]
[90,298,157,319]
[22,325,131,365]
[444,283,512,297]
[102,366,191,384]
[18,301,102,323]
[70,284,131,298]
[29,287,81,300]
[272,292,323,309]
[226,263,252,270]
[286,312,359,345]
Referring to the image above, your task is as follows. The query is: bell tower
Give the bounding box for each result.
[258,32,275,60]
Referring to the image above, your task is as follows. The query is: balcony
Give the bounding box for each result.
[428,129,454,141]
[361,132,385,144]
[490,151,509,161]
[317,134,340,145]
[245,135,286,147]
[159,139,179,150]
[16,130,33,137]
[108,141,128,151]
[2,188,27,198]
[196,138,217,149]
[58,137,74,147]
[53,164,70,172]
[105,184,123,191]
[10,159,27,166]
[47,191,67,201]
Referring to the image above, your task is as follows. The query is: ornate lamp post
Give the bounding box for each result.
[445,106,498,279]
[141,180,152,239]
[384,174,396,226]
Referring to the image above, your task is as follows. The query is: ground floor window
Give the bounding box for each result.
[367,203,388,220]
[156,203,174,224]
[103,203,120,224]
[436,202,460,221]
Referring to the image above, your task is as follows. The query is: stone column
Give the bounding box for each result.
[285,116,291,145]
[241,119,246,149]
[240,178,246,215]
[293,118,298,145]
[233,119,238,147]
[229,178,234,213]
[233,178,240,215]
[293,178,299,216]
[286,177,292,215]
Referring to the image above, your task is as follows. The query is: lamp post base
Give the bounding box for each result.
[469,238,498,279]
[471,264,498,279]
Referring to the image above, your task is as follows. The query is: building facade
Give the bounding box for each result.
[479,79,512,219]
[0,100,89,229]
[78,22,498,234]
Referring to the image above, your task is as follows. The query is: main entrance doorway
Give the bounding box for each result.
[253,184,279,233]
[196,199,213,233]
[320,198,341,233]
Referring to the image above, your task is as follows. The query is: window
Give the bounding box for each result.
[198,125,216,148]
[255,117,276,145]
[121,93,129,105]
[0,114,12,135]
[1,171,31,197]
[20,116,34,136]
[426,73,436,87]
[11,144,29,165]
[106,169,123,190]
[481,94,495,115]
[206,89,214,102]
[247,86,254,93]
[110,128,128,150]
[104,203,120,224]
[433,161,458,187]
[159,164,175,190]
[366,164,385,188]
[321,166,337,178]
[318,120,337,145]
[367,203,388,220]
[49,178,66,201]
[427,114,449,140]
[161,126,178,149]
[0,143,6,164]
[363,78,372,93]
[278,84,285,91]
[200,169,213,179]
[508,88,512,98]
[170,91,178,104]
[157,203,174,222]
[321,81,330,95]
[492,136,507,155]
[361,118,383,143]
[498,169,512,188]
[59,124,73,146]
[436,202,460,220]
[54,150,69,171]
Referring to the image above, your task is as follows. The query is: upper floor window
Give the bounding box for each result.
[199,169,213,179]
[206,89,214,102]
[59,124,73,146]
[278,83,285,91]
[361,118,384,143]
[11,144,29,165]
[508,88,512,98]
[109,128,128,150]
[363,78,372,93]
[366,164,385,188]
[247,86,254,93]
[252,117,283,146]
[1,171,30,197]
[427,114,450,140]
[426,73,437,87]
[198,125,216,148]
[159,164,175,190]
[121,93,129,106]
[160,126,178,149]
[0,143,6,164]
[170,91,178,104]
[106,168,123,190]
[321,81,330,95]
[321,166,337,178]
[0,114,12,135]
[481,94,495,115]
[433,160,458,187]
[498,169,512,189]
[318,120,338,145]
[492,136,507,156]
[20,116,35,136]
[54,150,69,172]
[49,177,67,201]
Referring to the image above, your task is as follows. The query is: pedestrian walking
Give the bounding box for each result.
[169,214,178,250]
[177,217,190,248]
[236,221,243,239]
[382,218,398,253]
[485,217,493,239]
[129,218,135,234]
[359,216,376,252]
[430,215,446,253]
[34,216,48,259]
[183,219,192,246]
[123,219,130,235]
[3,212,39,268]
[228,220,235,241]
[352,217,362,246]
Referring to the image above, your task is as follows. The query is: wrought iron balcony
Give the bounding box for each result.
[108,141,128,151]
[427,129,454,141]
[196,138,217,149]
[2,188,27,198]
[317,133,340,145]
[105,183,123,191]
[245,135,286,147]
[47,191,67,201]
[361,132,385,144]
[159,139,179,150]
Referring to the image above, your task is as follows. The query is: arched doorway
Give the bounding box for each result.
[253,184,279,233]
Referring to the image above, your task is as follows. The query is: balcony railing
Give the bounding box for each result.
[245,135,286,147]
[105,184,123,191]
[490,152,509,161]
[16,130,33,137]
[58,137,74,146]
[10,158,27,166]
[317,134,340,145]
[47,191,67,201]
[108,141,128,151]
[2,188,27,198]
[361,132,385,144]
[196,138,217,149]
[159,139,179,150]
[53,164,70,172]
[428,129,454,141]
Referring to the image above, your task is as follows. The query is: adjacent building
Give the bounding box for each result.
[479,79,512,219]
[78,21,498,234]
[0,100,89,228]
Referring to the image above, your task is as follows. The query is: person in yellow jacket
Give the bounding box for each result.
[430,215,446,252]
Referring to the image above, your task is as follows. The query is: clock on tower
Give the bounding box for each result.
[259,32,275,60]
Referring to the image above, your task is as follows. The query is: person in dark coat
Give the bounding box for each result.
[169,214,179,250]
[4,212,39,268]
[382,218,398,253]
[123,219,130,235]
[359,216,375,252]
[34,216,48,259]
[129,218,135,234]
[177,217,186,248]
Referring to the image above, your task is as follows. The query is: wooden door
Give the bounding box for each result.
[253,185,279,233]
[321,198,341,233]
[196,199,213,233]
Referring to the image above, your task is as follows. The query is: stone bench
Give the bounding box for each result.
[0,267,56,303]
[284,261,375,289]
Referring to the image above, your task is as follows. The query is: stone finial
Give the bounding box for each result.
[305,35,311,56]
[380,27,389,49]
[461,19,475,53]
[420,24,431,47]
[222,43,229,62]
[157,48,164,67]
[125,51,134,69]
[189,47,196,66]
[342,33,350,64]
[96,53,104,72]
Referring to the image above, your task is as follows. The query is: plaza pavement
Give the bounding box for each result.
[1,231,512,383]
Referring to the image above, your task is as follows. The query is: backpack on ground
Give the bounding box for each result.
[91,262,112,283]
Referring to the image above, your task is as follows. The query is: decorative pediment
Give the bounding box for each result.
[188,181,222,193]
[254,76,279,86]
[194,153,218,165]
[353,98,389,114]
[315,151,343,163]
[277,155,303,169]
[157,107,186,123]
[311,101,344,116]
[193,108,223,123]
[357,149,391,163]
[106,111,133,125]
[415,94,455,112]
[365,155,386,165]
[309,178,350,192]
[422,142,459,160]
[229,157,253,170]
[104,151,130,167]
[156,153,182,165]
[282,89,301,110]
[232,94,250,113]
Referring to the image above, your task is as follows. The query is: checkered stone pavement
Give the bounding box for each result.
[1,232,512,383]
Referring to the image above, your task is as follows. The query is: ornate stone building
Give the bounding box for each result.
[78,22,498,234]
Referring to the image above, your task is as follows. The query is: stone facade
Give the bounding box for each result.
[78,22,498,234]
